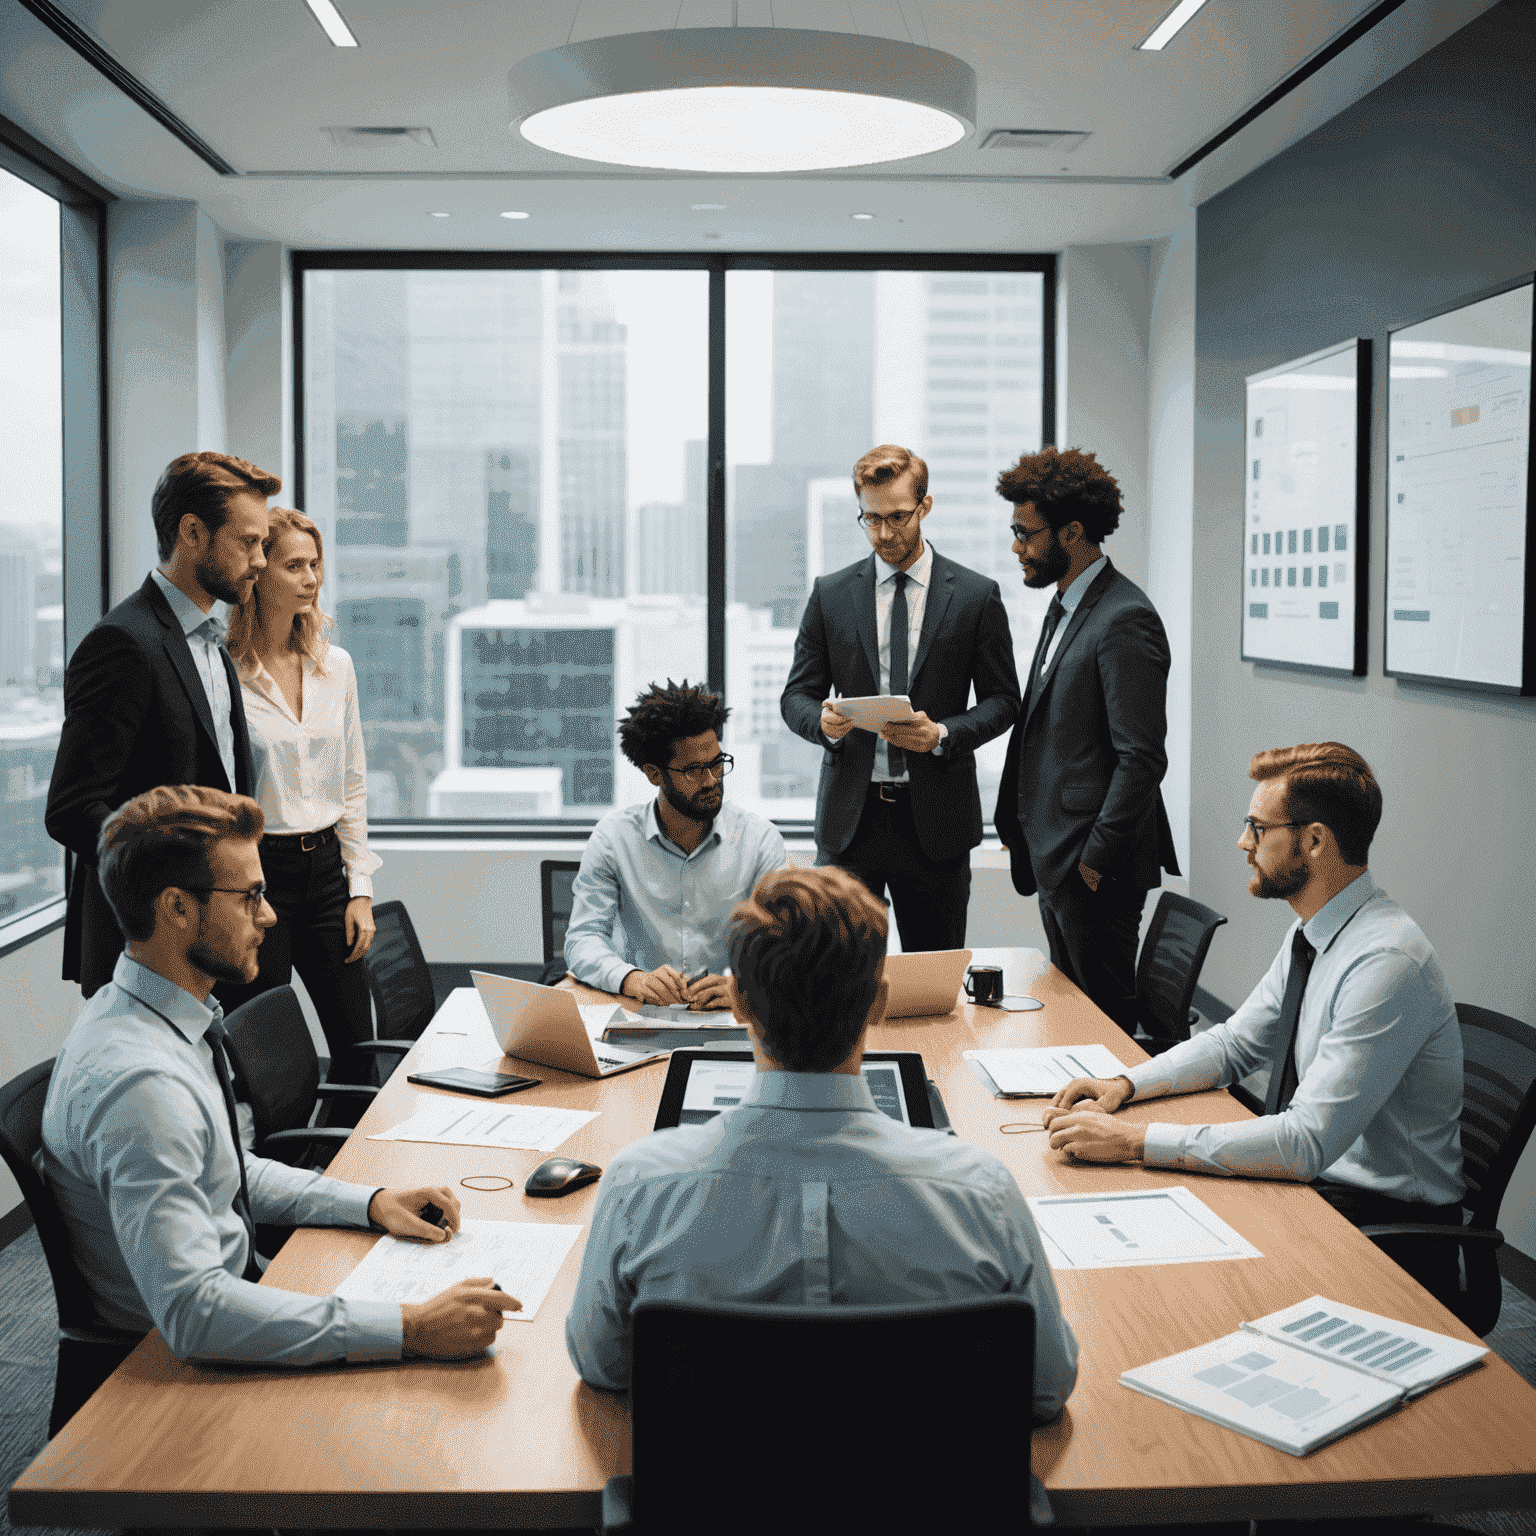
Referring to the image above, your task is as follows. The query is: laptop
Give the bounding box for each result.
[470,971,669,1079]
[881,948,973,1019]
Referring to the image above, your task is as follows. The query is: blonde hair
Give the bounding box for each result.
[226,507,333,677]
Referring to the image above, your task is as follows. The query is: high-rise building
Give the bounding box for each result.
[634,438,706,596]
[486,449,538,599]
[0,534,38,687]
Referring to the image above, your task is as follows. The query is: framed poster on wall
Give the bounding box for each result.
[1241,338,1369,676]
[1384,276,1534,694]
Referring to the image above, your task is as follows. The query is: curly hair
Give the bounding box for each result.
[729,866,888,1072]
[1250,742,1381,866]
[150,451,281,562]
[226,507,333,678]
[995,447,1123,543]
[618,679,730,770]
[853,443,928,502]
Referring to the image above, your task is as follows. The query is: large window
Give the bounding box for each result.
[298,257,1051,826]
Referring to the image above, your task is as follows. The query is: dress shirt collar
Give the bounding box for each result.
[643,795,724,859]
[743,1070,878,1112]
[1301,868,1379,954]
[111,952,219,1047]
[875,537,934,590]
[1057,554,1108,616]
[150,567,230,640]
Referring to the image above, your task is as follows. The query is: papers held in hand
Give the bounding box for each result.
[824,694,915,732]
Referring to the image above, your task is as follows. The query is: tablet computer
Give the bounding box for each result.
[652,1049,934,1131]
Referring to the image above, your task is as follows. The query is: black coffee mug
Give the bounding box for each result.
[964,965,1004,1005]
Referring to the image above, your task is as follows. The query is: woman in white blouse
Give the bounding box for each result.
[220,507,380,1087]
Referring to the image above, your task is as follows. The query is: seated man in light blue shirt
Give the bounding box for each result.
[42,783,513,1369]
[565,680,786,1010]
[1042,742,1465,1306]
[566,865,1079,1422]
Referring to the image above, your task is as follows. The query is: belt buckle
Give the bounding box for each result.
[878,783,898,803]
[300,832,318,853]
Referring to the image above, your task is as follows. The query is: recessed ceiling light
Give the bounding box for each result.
[1137,0,1209,51]
[851,212,875,220]
[509,28,974,174]
[500,210,530,219]
[692,203,727,211]
[303,0,358,48]
[429,211,451,218]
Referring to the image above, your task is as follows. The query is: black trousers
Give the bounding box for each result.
[1311,1180,1465,1311]
[1036,867,1146,1035]
[215,832,374,1089]
[823,784,971,953]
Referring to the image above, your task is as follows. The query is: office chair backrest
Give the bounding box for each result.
[0,1060,101,1333]
[364,899,436,1042]
[541,860,581,966]
[1456,1002,1536,1229]
[629,1296,1035,1534]
[221,987,321,1144]
[1135,891,1228,1045]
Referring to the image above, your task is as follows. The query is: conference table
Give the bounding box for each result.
[12,948,1536,1529]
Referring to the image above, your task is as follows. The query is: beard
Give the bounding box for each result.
[1250,857,1310,901]
[661,776,721,826]
[194,554,248,606]
[1021,530,1071,589]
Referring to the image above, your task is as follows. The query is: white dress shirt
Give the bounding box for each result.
[239,644,380,897]
[149,568,238,791]
[41,954,402,1362]
[1040,554,1108,675]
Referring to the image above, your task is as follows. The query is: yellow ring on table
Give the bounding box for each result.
[460,1175,516,1191]
[999,1122,1046,1134]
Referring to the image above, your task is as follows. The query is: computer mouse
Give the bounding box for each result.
[525,1157,604,1197]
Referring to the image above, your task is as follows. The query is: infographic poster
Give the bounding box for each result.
[1385,279,1534,694]
[1242,339,1368,676]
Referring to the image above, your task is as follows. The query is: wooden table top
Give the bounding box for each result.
[12,949,1536,1528]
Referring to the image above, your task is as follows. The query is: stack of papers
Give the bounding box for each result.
[965,1043,1127,1096]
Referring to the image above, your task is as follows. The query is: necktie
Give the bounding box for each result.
[1264,927,1316,1117]
[887,572,910,779]
[205,1015,264,1281]
[1029,596,1067,709]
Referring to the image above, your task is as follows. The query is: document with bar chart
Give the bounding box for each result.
[1025,1186,1261,1269]
[1385,279,1532,692]
[1242,338,1367,676]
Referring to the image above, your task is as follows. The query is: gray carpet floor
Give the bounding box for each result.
[3,1224,1535,1535]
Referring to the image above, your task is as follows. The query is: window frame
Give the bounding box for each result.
[291,249,1055,835]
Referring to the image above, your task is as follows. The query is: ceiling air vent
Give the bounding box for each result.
[325,126,437,148]
[980,129,1089,152]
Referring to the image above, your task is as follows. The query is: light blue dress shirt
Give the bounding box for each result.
[149,567,238,791]
[564,798,788,996]
[41,954,403,1363]
[1040,554,1108,674]
[1124,871,1464,1204]
[565,1070,1079,1422]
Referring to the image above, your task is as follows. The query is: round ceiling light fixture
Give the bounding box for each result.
[509,28,974,174]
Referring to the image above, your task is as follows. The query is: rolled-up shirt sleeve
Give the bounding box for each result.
[564,824,633,996]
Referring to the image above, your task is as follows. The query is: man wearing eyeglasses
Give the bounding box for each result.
[781,444,1019,952]
[565,680,787,1010]
[1041,743,1465,1307]
[42,783,514,1386]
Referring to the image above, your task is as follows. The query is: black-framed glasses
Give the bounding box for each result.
[1010,521,1054,544]
[1241,818,1304,843]
[186,882,268,912]
[856,508,923,533]
[661,753,734,785]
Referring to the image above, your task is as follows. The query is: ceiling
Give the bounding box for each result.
[0,0,1498,250]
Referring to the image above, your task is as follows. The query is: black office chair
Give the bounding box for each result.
[1133,891,1228,1054]
[1360,1002,1536,1337]
[539,858,581,986]
[362,899,439,1078]
[603,1296,1042,1534]
[0,1060,145,1437]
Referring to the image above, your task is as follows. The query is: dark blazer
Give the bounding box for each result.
[781,548,1019,863]
[45,575,254,994]
[994,560,1179,898]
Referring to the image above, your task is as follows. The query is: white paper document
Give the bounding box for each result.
[964,1043,1128,1097]
[409,988,502,1069]
[823,694,914,731]
[334,1218,583,1323]
[1026,1186,1263,1269]
[368,1097,598,1153]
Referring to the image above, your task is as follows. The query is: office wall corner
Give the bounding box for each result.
[224,240,293,493]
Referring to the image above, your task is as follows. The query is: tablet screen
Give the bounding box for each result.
[666,1052,922,1128]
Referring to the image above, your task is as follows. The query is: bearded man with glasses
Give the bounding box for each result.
[781,443,1019,953]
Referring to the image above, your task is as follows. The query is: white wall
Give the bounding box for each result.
[224,241,293,493]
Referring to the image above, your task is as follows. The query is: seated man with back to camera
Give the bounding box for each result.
[42,783,514,1367]
[564,680,787,1010]
[566,864,1078,1424]
[1042,743,1465,1306]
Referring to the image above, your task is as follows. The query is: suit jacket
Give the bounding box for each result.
[781,548,1019,863]
[45,575,254,994]
[994,560,1179,898]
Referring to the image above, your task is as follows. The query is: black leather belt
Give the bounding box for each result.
[263,824,338,852]
[871,782,910,802]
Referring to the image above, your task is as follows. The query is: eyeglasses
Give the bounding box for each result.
[856,508,922,534]
[661,753,734,785]
[187,882,268,912]
[1241,818,1305,843]
[1010,522,1054,545]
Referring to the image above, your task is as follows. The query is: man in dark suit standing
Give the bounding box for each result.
[781,444,1019,951]
[993,447,1179,1032]
[46,452,278,995]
